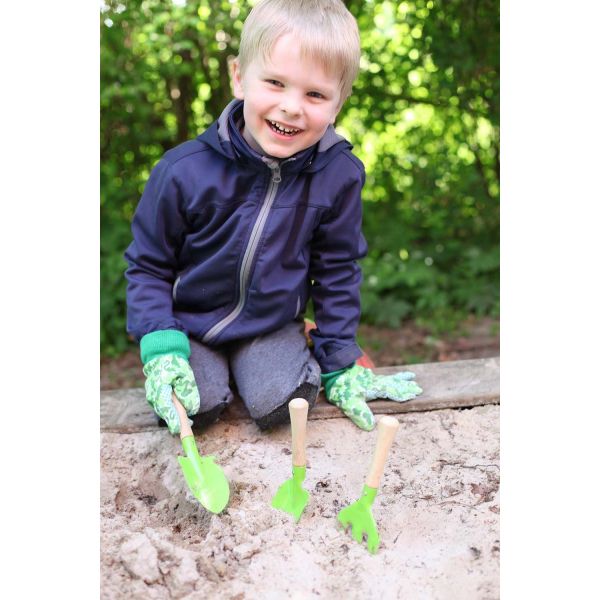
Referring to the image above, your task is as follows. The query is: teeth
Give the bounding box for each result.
[268,120,300,134]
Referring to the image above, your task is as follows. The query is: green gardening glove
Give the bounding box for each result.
[323,364,423,431]
[141,330,201,435]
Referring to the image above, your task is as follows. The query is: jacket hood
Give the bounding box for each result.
[197,99,353,174]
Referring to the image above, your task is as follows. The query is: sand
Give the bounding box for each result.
[100,405,499,599]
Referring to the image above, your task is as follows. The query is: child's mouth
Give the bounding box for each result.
[266,119,302,137]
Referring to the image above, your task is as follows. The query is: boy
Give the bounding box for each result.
[124,0,422,434]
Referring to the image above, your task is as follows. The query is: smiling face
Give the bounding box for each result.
[231,33,344,159]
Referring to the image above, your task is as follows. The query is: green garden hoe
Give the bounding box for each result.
[172,393,230,514]
[272,397,310,522]
[338,415,400,554]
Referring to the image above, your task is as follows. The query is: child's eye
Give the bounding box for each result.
[307,91,325,99]
[265,79,284,87]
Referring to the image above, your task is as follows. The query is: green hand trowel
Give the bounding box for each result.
[338,415,400,553]
[172,393,230,514]
[272,397,310,522]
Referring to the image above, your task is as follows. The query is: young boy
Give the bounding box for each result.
[124,0,422,434]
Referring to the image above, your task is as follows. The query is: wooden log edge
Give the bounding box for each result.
[101,357,499,433]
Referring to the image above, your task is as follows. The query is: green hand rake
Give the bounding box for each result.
[272,398,310,522]
[338,415,400,553]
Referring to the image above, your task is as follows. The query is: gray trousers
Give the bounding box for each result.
[187,319,321,430]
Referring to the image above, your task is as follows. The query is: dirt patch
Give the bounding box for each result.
[358,316,499,367]
[101,405,499,598]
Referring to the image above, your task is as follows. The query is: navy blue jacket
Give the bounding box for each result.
[124,100,368,373]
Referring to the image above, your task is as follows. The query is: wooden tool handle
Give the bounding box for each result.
[365,416,400,489]
[289,397,309,467]
[172,392,193,439]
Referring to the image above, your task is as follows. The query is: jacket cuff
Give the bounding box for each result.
[316,342,363,374]
[140,330,190,365]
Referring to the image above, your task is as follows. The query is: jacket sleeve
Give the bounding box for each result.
[308,163,368,373]
[124,158,189,341]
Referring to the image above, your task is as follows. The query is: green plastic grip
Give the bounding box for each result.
[360,484,378,507]
[292,465,307,484]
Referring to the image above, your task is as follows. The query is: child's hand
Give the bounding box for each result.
[143,354,200,434]
[324,364,422,431]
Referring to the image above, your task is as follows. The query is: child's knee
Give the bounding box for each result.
[191,403,228,430]
[253,381,319,430]
[191,386,234,429]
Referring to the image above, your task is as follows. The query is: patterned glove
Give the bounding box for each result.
[323,364,422,431]
[143,354,200,434]
[140,330,200,435]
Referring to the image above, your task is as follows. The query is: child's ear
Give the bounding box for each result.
[331,95,346,124]
[231,58,244,100]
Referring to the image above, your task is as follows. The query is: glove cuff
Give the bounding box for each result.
[140,330,190,365]
[321,363,354,397]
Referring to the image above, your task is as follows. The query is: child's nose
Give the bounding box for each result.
[279,93,303,118]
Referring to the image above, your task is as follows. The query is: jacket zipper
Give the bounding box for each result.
[202,160,283,343]
[172,275,181,302]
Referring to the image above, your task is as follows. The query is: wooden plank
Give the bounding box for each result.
[101,357,499,433]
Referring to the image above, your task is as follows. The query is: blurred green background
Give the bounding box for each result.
[100,0,499,357]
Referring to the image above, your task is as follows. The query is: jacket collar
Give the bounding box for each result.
[200,99,351,174]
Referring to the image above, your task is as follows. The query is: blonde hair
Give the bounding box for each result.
[237,0,361,101]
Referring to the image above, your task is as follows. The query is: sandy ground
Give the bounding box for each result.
[100,405,499,599]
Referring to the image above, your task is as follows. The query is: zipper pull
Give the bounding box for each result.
[271,164,281,183]
[263,157,283,183]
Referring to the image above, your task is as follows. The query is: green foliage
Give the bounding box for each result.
[345,0,499,332]
[100,0,499,356]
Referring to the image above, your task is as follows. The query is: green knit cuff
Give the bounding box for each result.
[140,329,190,365]
[321,363,354,397]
